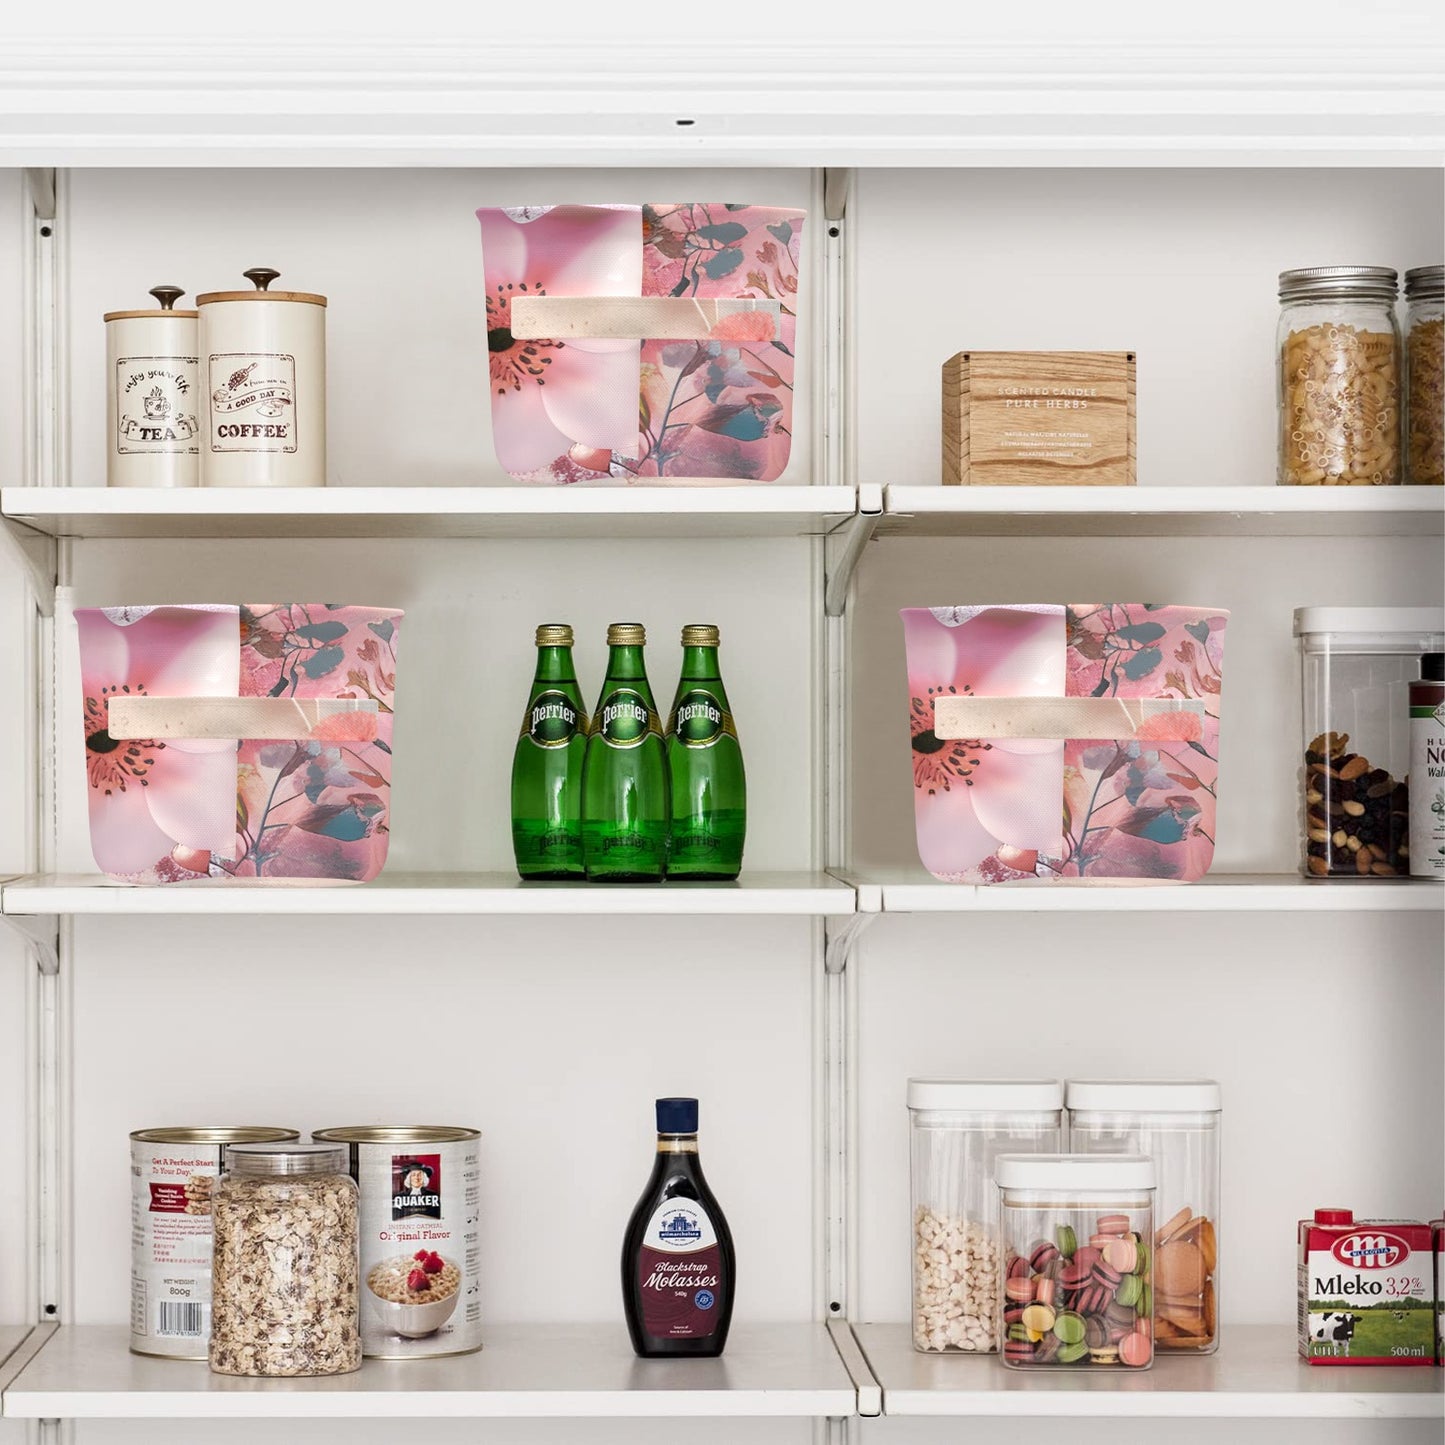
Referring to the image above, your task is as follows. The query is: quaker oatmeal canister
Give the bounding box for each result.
[130,1126,298,1359]
[313,1126,482,1358]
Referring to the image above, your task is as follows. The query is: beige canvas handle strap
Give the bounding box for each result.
[509,295,780,341]
[933,695,1204,742]
[108,695,378,742]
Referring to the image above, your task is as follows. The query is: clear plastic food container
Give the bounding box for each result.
[996,1154,1155,1370]
[1066,1080,1220,1353]
[908,1079,1064,1353]
[1295,608,1445,879]
[210,1142,361,1377]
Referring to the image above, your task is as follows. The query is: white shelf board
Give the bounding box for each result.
[0,1323,857,1419]
[0,872,854,918]
[879,485,1445,538]
[0,486,857,542]
[852,1323,1444,1419]
[2,42,1443,167]
[837,868,1445,913]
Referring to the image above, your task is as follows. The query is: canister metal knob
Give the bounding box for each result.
[148,285,186,310]
[243,267,281,291]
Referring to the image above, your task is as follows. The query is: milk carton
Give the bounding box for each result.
[1432,1216,1444,1365]
[1298,1208,1434,1365]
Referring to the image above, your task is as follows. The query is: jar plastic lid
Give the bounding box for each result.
[1065,1079,1221,1112]
[1278,265,1398,303]
[225,1141,348,1177]
[1294,607,1445,638]
[908,1078,1064,1112]
[996,1153,1155,1191]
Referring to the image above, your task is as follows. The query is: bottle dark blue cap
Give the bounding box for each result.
[656,1097,698,1134]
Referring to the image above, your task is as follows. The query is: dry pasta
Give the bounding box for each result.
[1406,316,1444,486]
[1280,323,1400,485]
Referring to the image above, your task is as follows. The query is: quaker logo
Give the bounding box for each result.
[391,1153,442,1220]
[656,1208,702,1245]
[1332,1231,1409,1269]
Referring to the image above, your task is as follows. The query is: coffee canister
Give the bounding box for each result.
[197,267,327,487]
[105,286,200,488]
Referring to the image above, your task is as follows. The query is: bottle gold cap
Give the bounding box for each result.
[535,623,574,647]
[607,623,646,646]
[681,624,720,646]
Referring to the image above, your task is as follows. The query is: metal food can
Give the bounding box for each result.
[105,286,200,488]
[313,1126,482,1358]
[130,1125,299,1359]
[196,266,327,487]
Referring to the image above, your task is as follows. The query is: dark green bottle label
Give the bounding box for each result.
[598,688,659,748]
[669,689,734,748]
[524,690,581,749]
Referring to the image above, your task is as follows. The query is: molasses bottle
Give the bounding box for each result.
[622,1098,735,1357]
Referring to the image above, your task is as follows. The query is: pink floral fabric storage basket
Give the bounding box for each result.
[902,604,1227,883]
[78,604,402,883]
[477,203,803,483]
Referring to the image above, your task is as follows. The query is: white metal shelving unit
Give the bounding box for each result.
[0,37,1442,1442]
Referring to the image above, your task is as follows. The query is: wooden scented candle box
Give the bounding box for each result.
[942,350,1136,486]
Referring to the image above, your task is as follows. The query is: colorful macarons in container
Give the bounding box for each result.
[995,1155,1155,1369]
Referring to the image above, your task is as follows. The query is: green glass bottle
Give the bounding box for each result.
[665,624,746,880]
[511,623,588,879]
[582,623,669,882]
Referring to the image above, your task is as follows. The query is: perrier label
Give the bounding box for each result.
[511,624,589,879]
[665,624,746,880]
[581,623,669,882]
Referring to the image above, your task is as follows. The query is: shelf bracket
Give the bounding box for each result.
[823,167,851,223]
[823,911,876,976]
[823,492,880,619]
[2,913,59,976]
[23,169,56,222]
[1,524,58,618]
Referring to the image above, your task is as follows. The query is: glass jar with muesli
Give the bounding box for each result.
[1405,265,1444,486]
[210,1141,361,1377]
[1278,267,1401,486]
[1295,608,1445,880]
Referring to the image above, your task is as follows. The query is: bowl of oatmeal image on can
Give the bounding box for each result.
[313,1126,481,1357]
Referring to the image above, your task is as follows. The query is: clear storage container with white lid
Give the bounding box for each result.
[907,1079,1064,1353]
[995,1153,1155,1370]
[1066,1079,1220,1354]
[1295,607,1445,879]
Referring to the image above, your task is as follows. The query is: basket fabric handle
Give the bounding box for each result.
[933,695,1204,742]
[107,695,378,743]
[509,295,780,341]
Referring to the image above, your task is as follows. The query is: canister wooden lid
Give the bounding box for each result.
[196,266,327,308]
[103,283,198,322]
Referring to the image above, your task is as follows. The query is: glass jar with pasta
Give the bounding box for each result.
[1278,266,1401,486]
[1404,265,1444,486]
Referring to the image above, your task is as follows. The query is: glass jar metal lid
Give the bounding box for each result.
[224,1141,349,1176]
[1278,266,1399,304]
[1405,265,1444,302]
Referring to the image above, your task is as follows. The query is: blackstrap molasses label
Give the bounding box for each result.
[636,1199,724,1339]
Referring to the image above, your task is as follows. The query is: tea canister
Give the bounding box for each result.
[105,286,200,488]
[197,267,326,487]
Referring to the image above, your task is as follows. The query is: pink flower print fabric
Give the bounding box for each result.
[902,604,1226,884]
[477,203,803,483]
[78,604,402,883]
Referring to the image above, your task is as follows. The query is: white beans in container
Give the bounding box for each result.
[129,1125,297,1359]
[907,1079,1064,1353]
[314,1125,482,1358]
